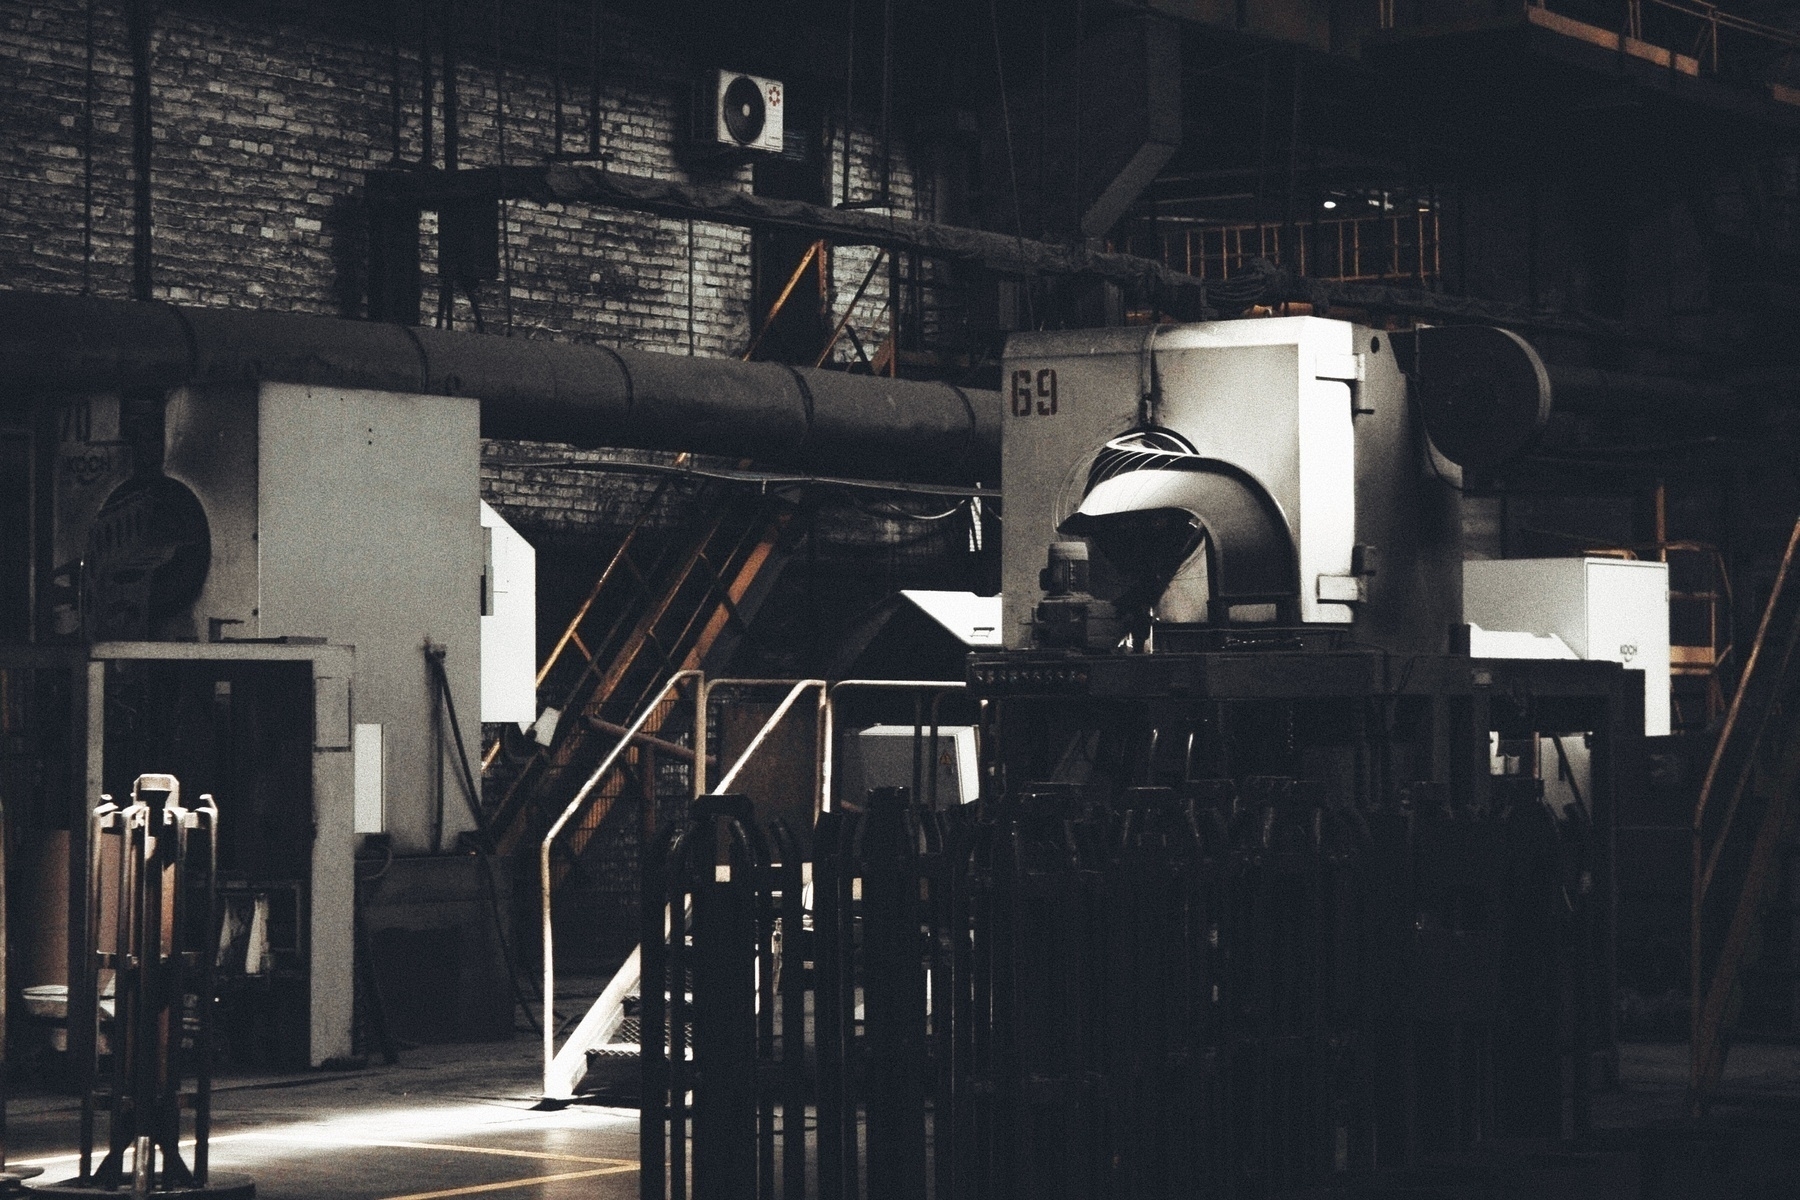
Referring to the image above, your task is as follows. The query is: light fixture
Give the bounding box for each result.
[1322,199,1338,210]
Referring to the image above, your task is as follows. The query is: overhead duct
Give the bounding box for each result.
[0,292,1001,485]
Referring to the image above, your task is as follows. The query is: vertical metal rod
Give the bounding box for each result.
[195,797,218,1184]
[669,843,691,1200]
[842,0,857,208]
[777,825,806,1200]
[758,831,778,1200]
[911,695,924,807]
[640,824,674,1200]
[442,0,459,171]
[79,800,109,1182]
[81,0,95,292]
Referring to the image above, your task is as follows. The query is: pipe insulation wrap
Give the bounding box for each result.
[0,292,1001,484]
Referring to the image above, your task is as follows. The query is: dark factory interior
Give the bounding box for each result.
[4,0,1800,1197]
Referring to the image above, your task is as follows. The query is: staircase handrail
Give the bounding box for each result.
[542,669,703,1094]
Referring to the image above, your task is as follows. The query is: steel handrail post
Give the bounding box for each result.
[541,668,702,1098]
[820,679,966,812]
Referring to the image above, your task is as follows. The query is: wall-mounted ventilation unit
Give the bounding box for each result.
[711,69,784,154]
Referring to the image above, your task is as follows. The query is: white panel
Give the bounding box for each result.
[901,590,1002,646]
[849,725,981,805]
[480,501,538,725]
[257,383,482,853]
[1585,559,1671,737]
[1464,558,1591,656]
[353,722,384,834]
[1297,376,1356,624]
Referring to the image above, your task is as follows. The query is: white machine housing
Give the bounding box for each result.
[1002,317,1462,654]
[1465,556,1672,737]
[162,381,486,852]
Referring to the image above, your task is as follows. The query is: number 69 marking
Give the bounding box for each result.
[1011,368,1058,416]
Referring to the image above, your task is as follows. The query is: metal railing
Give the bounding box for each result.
[1133,210,1442,289]
[537,673,975,1099]
[540,669,704,1095]
[1525,1,1800,74]
[1690,514,1800,1113]
[540,675,821,1099]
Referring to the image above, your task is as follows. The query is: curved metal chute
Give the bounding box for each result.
[1058,432,1296,611]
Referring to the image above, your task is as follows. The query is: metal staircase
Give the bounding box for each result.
[487,479,795,883]
[1691,513,1800,1113]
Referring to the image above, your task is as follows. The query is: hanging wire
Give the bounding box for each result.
[858,497,967,521]
[586,0,602,158]
[388,0,403,163]
[989,0,1034,327]
[879,0,894,205]
[989,0,1026,242]
[81,0,95,293]
[1073,0,1083,234]
[551,0,564,154]
[494,0,513,333]
[842,0,857,208]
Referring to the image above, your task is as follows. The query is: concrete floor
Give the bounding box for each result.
[5,1036,1800,1198]
[6,1037,640,1200]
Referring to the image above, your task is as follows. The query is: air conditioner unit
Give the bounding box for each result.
[709,69,784,154]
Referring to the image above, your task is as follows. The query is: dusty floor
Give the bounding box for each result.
[3,1035,1800,1198]
[5,1036,639,1200]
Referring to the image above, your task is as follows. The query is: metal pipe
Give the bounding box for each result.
[0,292,1001,485]
[1544,364,1745,414]
[541,668,700,1099]
[820,680,966,813]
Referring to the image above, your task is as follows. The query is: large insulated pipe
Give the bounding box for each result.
[0,291,1000,484]
[1389,324,1750,468]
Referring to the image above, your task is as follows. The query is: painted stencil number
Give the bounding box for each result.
[1011,368,1058,417]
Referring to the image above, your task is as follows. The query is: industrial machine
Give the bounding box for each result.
[1000,318,1461,655]
[13,379,532,1071]
[643,317,1639,1200]
[962,317,1630,1187]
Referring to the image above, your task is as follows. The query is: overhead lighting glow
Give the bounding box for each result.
[1322,200,1337,210]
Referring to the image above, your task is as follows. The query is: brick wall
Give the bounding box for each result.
[0,0,923,360]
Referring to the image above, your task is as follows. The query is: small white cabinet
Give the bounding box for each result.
[1465,557,1670,736]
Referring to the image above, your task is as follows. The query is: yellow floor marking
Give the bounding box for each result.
[377,1163,637,1200]
[237,1134,634,1168]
